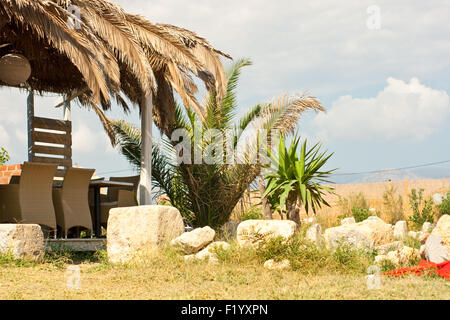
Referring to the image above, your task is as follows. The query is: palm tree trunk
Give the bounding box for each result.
[258,176,272,219]
[286,194,301,226]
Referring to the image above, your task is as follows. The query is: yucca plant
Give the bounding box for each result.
[112,58,325,229]
[263,135,335,226]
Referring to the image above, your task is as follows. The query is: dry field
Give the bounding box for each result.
[0,245,448,300]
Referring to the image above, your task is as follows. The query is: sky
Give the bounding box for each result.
[1,0,449,183]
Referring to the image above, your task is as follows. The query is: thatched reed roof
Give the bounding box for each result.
[0,0,231,140]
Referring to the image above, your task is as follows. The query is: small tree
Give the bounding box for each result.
[263,134,335,226]
[0,147,9,165]
[382,185,404,224]
[436,191,450,218]
[408,188,434,229]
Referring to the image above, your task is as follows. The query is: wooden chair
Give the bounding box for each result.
[52,167,95,237]
[0,162,57,231]
[99,176,139,226]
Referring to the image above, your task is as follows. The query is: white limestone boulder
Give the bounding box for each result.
[171,226,215,255]
[431,215,450,251]
[264,259,291,271]
[324,216,393,249]
[421,234,450,264]
[393,221,408,240]
[184,241,230,264]
[421,222,434,234]
[305,224,324,246]
[375,246,420,267]
[236,220,297,248]
[0,224,44,260]
[341,217,356,225]
[376,241,404,255]
[408,231,419,239]
[107,205,185,264]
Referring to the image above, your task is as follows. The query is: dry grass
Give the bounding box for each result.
[0,243,448,300]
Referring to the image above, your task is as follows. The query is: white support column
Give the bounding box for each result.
[139,94,153,205]
[27,91,34,162]
[63,96,72,170]
[63,95,71,121]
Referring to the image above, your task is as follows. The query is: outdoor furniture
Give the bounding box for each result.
[9,176,20,184]
[52,167,95,238]
[29,116,73,178]
[99,176,140,225]
[89,180,135,237]
[0,162,57,231]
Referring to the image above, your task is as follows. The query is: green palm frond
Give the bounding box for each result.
[233,103,263,147]
[205,58,252,130]
[111,120,142,169]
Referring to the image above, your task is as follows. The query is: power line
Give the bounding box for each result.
[96,168,137,176]
[331,159,450,177]
[95,159,450,177]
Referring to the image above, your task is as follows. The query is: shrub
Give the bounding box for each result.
[381,185,405,224]
[0,147,9,165]
[241,206,264,221]
[253,234,374,274]
[337,192,370,222]
[380,259,398,273]
[402,236,421,250]
[436,191,450,218]
[315,208,341,230]
[351,207,372,223]
[0,251,36,268]
[408,189,434,230]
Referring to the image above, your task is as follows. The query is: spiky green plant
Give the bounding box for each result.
[263,135,335,226]
[112,58,325,229]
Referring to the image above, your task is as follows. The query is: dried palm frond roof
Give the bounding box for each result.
[0,0,231,140]
[0,0,116,102]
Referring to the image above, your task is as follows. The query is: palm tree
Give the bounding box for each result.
[112,58,325,229]
[262,135,335,226]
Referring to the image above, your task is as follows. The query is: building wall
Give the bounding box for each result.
[0,164,22,184]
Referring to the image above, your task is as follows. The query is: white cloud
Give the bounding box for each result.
[313,77,450,141]
[0,125,10,145]
[72,123,116,154]
[117,0,450,102]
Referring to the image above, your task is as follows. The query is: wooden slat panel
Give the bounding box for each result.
[32,156,72,167]
[55,169,67,177]
[32,131,72,146]
[32,116,71,132]
[32,145,72,157]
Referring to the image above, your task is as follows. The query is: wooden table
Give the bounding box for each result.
[89,180,134,238]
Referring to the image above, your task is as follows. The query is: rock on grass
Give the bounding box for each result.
[0,224,44,260]
[236,220,297,248]
[171,226,215,255]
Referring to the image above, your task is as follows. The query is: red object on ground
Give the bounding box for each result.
[383,260,450,280]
